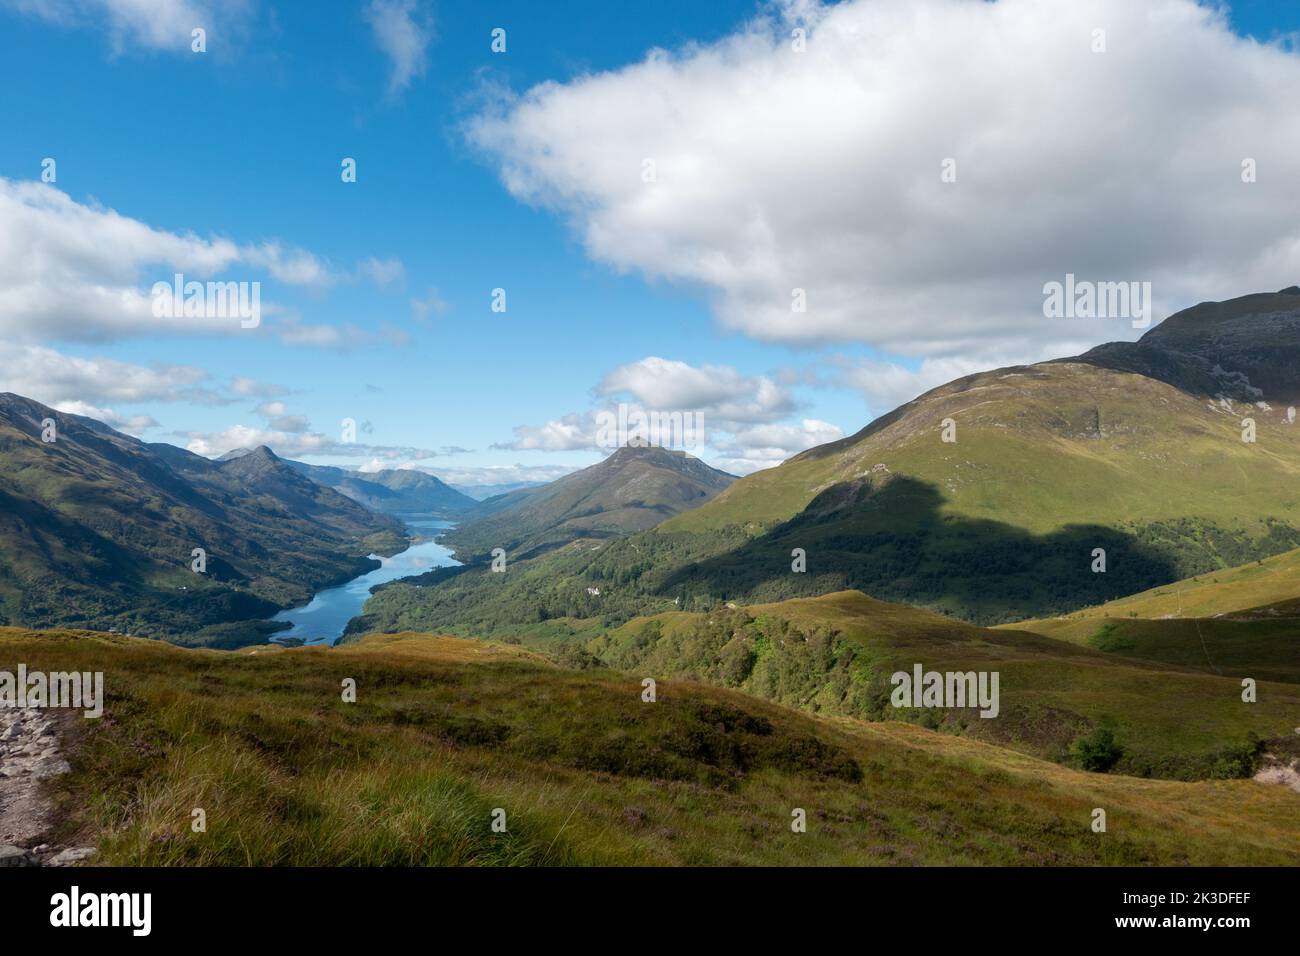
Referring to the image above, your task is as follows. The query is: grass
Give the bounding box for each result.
[585,591,1300,780]
[1010,547,1300,629]
[4,625,1297,866]
[1007,549,1300,681]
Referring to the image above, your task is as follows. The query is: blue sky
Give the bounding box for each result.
[1,0,1298,487]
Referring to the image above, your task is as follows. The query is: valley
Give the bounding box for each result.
[3,288,1300,868]
[353,290,1300,643]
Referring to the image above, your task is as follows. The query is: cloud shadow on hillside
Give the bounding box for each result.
[659,475,1185,625]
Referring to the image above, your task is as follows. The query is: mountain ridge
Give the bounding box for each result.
[0,393,404,645]
[440,444,736,561]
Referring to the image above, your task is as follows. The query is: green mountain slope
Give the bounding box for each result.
[0,394,404,644]
[441,445,736,561]
[1006,548,1300,682]
[1014,546,1300,627]
[667,289,1300,539]
[6,625,1296,866]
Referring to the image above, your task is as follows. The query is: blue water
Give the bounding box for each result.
[270,517,459,646]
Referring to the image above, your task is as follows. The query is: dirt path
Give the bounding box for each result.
[0,707,94,866]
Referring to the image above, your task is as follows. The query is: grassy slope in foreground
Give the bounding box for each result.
[4,626,1297,866]
[586,591,1300,780]
[1007,548,1300,682]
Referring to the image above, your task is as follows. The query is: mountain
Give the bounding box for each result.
[647,288,1300,621]
[233,454,478,519]
[1077,286,1300,403]
[353,287,1300,636]
[450,480,548,501]
[6,624,1296,865]
[440,445,737,561]
[0,394,405,645]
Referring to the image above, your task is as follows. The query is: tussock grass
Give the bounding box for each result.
[3,626,1297,866]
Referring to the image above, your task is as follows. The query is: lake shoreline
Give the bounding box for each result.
[267,517,461,647]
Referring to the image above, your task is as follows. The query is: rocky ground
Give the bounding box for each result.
[0,707,95,867]
[1254,755,1300,794]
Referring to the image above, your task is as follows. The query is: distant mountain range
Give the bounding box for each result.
[223,450,549,518]
[0,397,405,645]
[218,451,480,519]
[450,480,548,501]
[355,287,1300,636]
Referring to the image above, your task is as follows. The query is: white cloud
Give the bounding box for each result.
[411,287,450,320]
[495,413,593,451]
[1,0,233,53]
[230,376,288,399]
[356,256,405,288]
[498,357,805,452]
[834,356,1005,417]
[712,419,844,475]
[468,0,1300,362]
[0,343,210,405]
[494,356,836,471]
[0,179,339,343]
[365,0,432,97]
[598,356,795,425]
[251,400,307,432]
[51,400,158,435]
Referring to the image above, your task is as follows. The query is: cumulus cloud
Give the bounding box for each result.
[0,342,298,415]
[712,419,844,475]
[0,343,206,404]
[597,356,795,425]
[0,179,343,343]
[833,355,1020,417]
[365,0,432,97]
[495,413,593,452]
[51,400,158,435]
[493,355,837,473]
[468,0,1300,363]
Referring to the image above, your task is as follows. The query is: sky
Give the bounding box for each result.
[1,0,1298,488]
